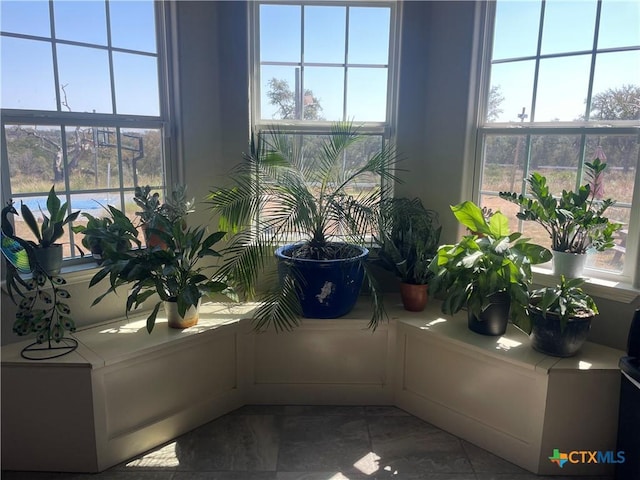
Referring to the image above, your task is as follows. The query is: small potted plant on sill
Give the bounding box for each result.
[374,197,441,312]
[15,186,81,275]
[429,201,552,336]
[1,201,78,359]
[499,155,622,278]
[527,275,598,357]
[89,211,236,333]
[133,184,194,249]
[72,204,141,264]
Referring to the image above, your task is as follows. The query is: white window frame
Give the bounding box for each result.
[249,0,401,137]
[0,0,176,269]
[474,0,640,297]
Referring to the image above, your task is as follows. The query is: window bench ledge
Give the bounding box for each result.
[1,298,625,476]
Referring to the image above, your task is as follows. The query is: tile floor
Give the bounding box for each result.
[1,405,614,480]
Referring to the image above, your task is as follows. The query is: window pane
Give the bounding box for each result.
[541,0,597,55]
[598,0,640,49]
[348,7,390,65]
[5,125,65,193]
[110,0,157,53]
[529,135,582,194]
[346,68,387,122]
[304,67,344,121]
[53,0,108,46]
[65,126,120,191]
[261,66,298,120]
[56,44,112,114]
[584,135,639,205]
[113,52,159,116]
[260,4,300,63]
[122,128,164,188]
[304,6,345,64]
[492,1,541,60]
[534,55,591,122]
[1,0,51,37]
[489,60,535,123]
[481,135,527,193]
[591,51,640,121]
[1,37,56,110]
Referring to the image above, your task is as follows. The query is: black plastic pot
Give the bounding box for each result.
[467,292,510,336]
[529,307,593,357]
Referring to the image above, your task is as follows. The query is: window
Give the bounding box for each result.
[0,0,170,260]
[250,1,400,239]
[477,0,640,284]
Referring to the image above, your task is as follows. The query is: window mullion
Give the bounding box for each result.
[584,0,603,122]
[529,0,546,123]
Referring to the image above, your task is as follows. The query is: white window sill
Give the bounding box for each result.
[531,266,639,303]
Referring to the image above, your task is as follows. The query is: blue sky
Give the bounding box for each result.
[259,4,390,122]
[491,0,640,123]
[1,1,638,123]
[0,0,158,115]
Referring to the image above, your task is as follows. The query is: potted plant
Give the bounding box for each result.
[429,201,552,336]
[374,197,441,312]
[16,185,81,275]
[133,185,194,248]
[89,214,235,333]
[72,204,141,263]
[499,156,622,278]
[207,121,400,331]
[1,201,77,359]
[527,275,598,357]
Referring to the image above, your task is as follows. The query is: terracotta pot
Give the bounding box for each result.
[400,283,428,312]
[142,223,168,250]
[164,298,200,329]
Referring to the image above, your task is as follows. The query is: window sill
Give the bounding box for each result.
[532,266,639,303]
[1,260,101,294]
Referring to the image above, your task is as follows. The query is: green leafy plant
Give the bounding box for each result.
[20,185,80,248]
[134,184,195,227]
[72,204,141,259]
[429,201,552,330]
[529,275,598,331]
[499,157,622,254]
[89,215,236,333]
[374,197,441,285]
[207,121,401,331]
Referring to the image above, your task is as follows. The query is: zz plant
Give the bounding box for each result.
[499,157,622,254]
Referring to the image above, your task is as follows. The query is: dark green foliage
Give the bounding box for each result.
[20,186,80,248]
[89,215,235,333]
[529,276,598,332]
[374,197,441,285]
[429,201,552,331]
[72,204,141,256]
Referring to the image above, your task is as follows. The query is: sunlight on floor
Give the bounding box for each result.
[124,441,179,468]
[353,451,381,475]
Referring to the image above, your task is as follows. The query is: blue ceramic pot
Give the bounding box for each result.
[275,243,368,319]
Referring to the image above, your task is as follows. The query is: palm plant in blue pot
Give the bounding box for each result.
[207,121,401,331]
